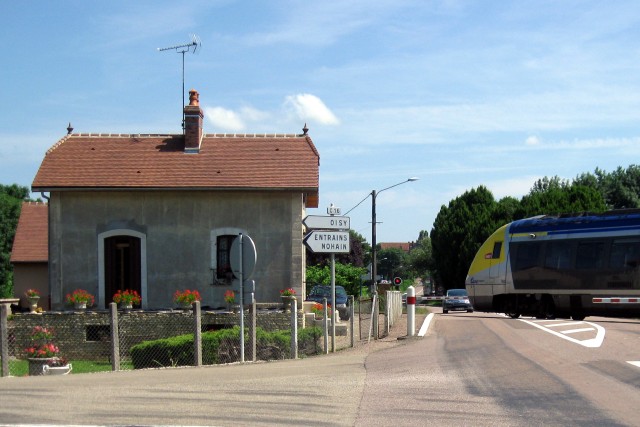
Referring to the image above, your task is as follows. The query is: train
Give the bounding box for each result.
[465,210,640,320]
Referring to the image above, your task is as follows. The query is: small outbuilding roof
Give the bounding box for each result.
[10,202,48,263]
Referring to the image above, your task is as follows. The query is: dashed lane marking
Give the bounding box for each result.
[628,361,640,368]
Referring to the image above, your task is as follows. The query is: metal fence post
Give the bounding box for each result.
[290,298,298,359]
[194,301,202,367]
[110,302,120,371]
[385,291,391,336]
[249,300,256,362]
[323,297,329,354]
[373,292,379,339]
[349,296,354,348]
[1,303,8,377]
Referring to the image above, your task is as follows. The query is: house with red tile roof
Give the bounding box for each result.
[10,202,49,310]
[379,242,414,253]
[30,90,319,310]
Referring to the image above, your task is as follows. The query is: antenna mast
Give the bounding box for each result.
[158,34,202,132]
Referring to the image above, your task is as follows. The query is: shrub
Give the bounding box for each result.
[129,326,323,368]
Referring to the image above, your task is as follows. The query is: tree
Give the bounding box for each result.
[575,165,640,209]
[377,247,407,281]
[305,263,367,297]
[0,184,30,298]
[430,186,497,290]
[517,183,606,218]
[407,231,433,278]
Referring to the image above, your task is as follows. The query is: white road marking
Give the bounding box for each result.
[628,361,640,368]
[518,318,606,348]
[560,327,596,334]
[544,321,581,327]
[418,312,434,337]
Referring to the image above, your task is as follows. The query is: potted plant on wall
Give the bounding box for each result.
[25,289,40,313]
[280,288,296,312]
[224,290,237,312]
[173,289,201,310]
[112,289,141,310]
[65,289,95,310]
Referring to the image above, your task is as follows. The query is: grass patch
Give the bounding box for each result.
[7,359,132,376]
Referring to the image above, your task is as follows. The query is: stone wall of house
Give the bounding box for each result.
[47,190,306,310]
[9,309,300,360]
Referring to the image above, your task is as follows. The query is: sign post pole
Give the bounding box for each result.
[238,233,245,363]
[331,252,336,352]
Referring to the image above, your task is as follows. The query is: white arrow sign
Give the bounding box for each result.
[304,230,350,253]
[303,215,350,230]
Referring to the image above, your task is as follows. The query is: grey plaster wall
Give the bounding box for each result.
[48,191,306,310]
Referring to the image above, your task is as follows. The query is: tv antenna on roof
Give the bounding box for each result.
[158,34,202,132]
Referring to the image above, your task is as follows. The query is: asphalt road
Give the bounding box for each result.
[1,309,639,426]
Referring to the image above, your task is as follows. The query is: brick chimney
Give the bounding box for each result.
[184,89,203,153]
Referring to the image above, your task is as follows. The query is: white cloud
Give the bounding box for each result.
[525,135,540,146]
[284,94,340,125]
[205,107,245,132]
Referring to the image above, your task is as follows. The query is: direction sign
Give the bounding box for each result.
[303,215,350,230]
[304,230,350,253]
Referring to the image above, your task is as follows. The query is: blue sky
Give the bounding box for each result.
[2,1,640,243]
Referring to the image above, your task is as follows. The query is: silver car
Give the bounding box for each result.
[442,288,473,314]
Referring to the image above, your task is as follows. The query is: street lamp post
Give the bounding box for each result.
[371,177,419,295]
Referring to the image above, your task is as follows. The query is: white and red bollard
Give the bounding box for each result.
[407,286,416,337]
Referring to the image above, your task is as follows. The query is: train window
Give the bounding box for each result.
[544,241,572,270]
[513,242,540,271]
[575,241,605,270]
[609,239,640,269]
[492,242,502,259]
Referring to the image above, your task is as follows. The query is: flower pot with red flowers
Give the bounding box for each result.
[112,289,141,310]
[25,326,69,376]
[173,289,201,310]
[311,302,332,320]
[224,290,238,312]
[65,289,95,310]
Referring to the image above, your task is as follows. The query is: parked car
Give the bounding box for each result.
[306,284,350,320]
[442,288,473,314]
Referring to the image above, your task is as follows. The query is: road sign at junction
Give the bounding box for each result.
[304,230,350,253]
[303,215,350,230]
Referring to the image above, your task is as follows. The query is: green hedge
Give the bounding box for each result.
[130,326,323,369]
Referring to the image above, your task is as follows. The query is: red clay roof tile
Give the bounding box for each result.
[10,202,48,263]
[32,133,320,204]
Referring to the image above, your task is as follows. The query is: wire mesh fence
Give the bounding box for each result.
[1,292,402,377]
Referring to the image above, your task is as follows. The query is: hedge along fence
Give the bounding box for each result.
[130,326,323,369]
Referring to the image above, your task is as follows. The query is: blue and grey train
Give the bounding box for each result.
[465,210,640,320]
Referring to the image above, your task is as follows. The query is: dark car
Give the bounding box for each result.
[442,288,473,314]
[306,285,350,320]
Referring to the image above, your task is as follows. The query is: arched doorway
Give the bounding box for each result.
[98,229,147,309]
[104,235,141,303]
